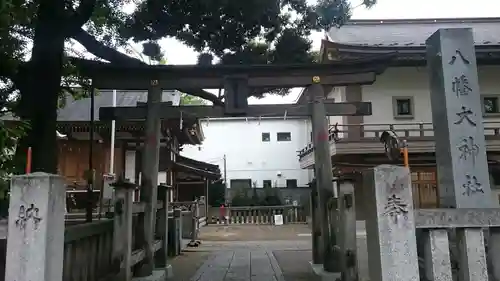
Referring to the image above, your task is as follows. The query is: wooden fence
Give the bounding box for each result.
[210,205,307,225]
[3,173,205,281]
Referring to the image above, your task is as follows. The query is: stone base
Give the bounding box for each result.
[309,262,341,281]
[187,240,201,247]
[132,265,173,281]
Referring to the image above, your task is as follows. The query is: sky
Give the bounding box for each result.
[125,0,500,105]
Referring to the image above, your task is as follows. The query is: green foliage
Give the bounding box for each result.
[230,187,283,207]
[231,193,257,207]
[120,0,377,97]
[207,182,226,206]
[0,119,29,174]
[0,119,29,216]
[181,94,206,105]
[0,0,377,173]
[260,194,283,206]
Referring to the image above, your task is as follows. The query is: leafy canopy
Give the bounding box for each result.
[0,0,376,173]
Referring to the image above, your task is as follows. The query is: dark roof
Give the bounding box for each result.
[175,155,221,179]
[58,90,181,121]
[328,17,500,47]
[0,90,182,122]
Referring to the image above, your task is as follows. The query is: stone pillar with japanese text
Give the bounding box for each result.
[4,173,66,281]
[363,165,420,281]
[426,28,496,280]
[426,28,495,208]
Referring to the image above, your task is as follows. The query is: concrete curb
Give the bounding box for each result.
[132,265,173,281]
[309,262,341,281]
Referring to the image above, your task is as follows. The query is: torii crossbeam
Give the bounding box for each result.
[99,102,372,120]
[75,53,395,277]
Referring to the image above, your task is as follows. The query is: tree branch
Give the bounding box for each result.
[72,28,144,66]
[71,28,223,105]
[179,88,223,106]
[61,86,78,97]
[65,0,97,36]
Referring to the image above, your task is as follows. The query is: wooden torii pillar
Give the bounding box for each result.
[75,55,394,276]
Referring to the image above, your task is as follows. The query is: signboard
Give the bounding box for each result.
[274,214,283,226]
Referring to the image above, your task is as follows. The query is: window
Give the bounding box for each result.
[262,132,270,142]
[489,167,500,187]
[277,132,291,141]
[286,179,298,188]
[392,96,414,119]
[482,96,500,115]
[230,179,252,190]
[263,180,272,188]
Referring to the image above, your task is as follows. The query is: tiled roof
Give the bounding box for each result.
[328,17,500,47]
[57,90,181,121]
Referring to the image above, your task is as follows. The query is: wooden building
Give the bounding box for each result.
[297,18,500,208]
[54,90,220,204]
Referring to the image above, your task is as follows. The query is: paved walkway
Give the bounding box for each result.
[170,225,320,281]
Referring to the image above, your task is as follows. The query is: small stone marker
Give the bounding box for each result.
[363,165,420,281]
[5,173,66,281]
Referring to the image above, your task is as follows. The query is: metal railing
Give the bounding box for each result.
[298,120,500,158]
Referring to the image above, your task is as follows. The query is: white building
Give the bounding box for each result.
[297,17,500,208]
[181,117,311,189]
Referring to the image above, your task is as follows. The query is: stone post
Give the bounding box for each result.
[427,28,493,208]
[426,28,495,281]
[101,173,116,213]
[111,179,135,281]
[310,187,321,264]
[155,185,169,268]
[337,177,357,281]
[187,201,201,247]
[170,208,182,256]
[363,165,420,281]
[308,81,338,272]
[5,173,66,281]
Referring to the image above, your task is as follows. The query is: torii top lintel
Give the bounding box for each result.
[73,54,396,90]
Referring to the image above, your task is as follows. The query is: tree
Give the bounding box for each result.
[1,0,377,173]
[180,94,206,105]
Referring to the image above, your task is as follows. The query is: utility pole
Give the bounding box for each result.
[223,154,227,203]
[308,77,339,272]
[86,86,95,223]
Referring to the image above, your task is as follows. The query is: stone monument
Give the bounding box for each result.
[4,173,66,281]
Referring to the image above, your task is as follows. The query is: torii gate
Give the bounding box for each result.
[75,54,394,277]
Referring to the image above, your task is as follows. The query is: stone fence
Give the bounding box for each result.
[210,205,307,225]
[2,173,205,281]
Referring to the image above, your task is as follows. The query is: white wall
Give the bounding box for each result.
[326,65,500,127]
[181,117,311,188]
[327,87,345,127]
[124,150,167,185]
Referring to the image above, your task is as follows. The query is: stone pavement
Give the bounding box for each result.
[168,223,372,281]
[169,224,320,281]
[190,248,284,281]
[185,240,318,281]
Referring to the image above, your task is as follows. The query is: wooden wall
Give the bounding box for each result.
[410,168,438,208]
[57,140,124,189]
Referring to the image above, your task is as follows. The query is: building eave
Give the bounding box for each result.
[321,40,500,66]
[173,155,221,180]
[342,17,500,26]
